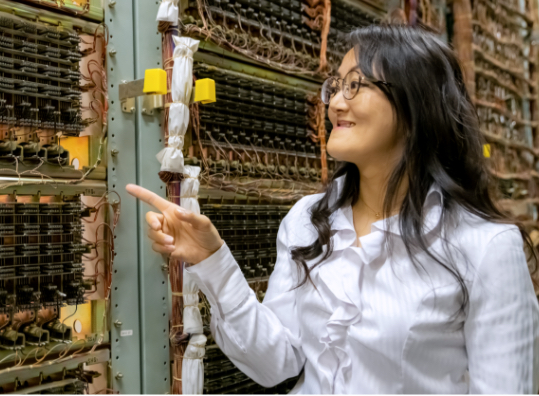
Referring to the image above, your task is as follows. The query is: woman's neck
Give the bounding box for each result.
[353,163,408,219]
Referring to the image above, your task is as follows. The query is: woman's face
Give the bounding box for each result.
[327,49,403,169]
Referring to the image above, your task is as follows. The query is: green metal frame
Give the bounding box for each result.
[106,1,142,393]
[107,0,170,393]
[132,0,172,393]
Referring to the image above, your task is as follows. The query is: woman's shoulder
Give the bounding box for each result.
[280,192,325,245]
[449,207,523,266]
[288,192,324,217]
[454,208,521,242]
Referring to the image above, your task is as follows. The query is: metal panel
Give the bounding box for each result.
[106,1,143,393]
[132,0,172,392]
[0,0,102,31]
[0,348,110,384]
[0,178,107,196]
[13,0,103,22]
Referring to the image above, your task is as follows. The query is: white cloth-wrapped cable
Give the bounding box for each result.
[181,165,205,394]
[179,166,201,211]
[181,166,203,335]
[182,281,203,335]
[171,36,199,104]
[181,334,207,395]
[156,0,179,23]
[156,36,199,174]
[155,104,188,172]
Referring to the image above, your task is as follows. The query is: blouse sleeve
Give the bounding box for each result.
[185,214,306,387]
[464,227,539,393]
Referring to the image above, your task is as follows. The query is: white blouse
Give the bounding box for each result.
[186,177,539,394]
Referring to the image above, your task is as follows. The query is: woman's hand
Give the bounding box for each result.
[126,184,223,264]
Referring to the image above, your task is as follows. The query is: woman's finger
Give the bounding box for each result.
[151,242,175,254]
[146,211,164,231]
[175,208,211,230]
[126,184,172,212]
[148,228,174,245]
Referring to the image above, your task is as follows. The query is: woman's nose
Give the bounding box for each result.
[329,89,349,114]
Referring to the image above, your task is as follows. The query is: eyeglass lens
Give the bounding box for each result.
[321,70,361,104]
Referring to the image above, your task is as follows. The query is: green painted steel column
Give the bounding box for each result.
[106,0,143,393]
[132,0,172,393]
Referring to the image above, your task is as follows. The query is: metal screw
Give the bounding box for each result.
[109,49,117,56]
[111,199,119,205]
[115,372,123,380]
[111,149,119,157]
[161,263,169,272]
[109,0,116,7]
[114,320,123,328]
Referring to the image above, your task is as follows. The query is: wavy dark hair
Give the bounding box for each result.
[291,24,538,315]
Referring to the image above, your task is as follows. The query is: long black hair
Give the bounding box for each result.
[291,24,537,314]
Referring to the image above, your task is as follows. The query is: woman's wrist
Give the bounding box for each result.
[191,238,225,266]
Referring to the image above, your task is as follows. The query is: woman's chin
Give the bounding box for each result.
[327,139,359,163]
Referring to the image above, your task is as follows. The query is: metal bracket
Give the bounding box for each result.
[119,79,145,100]
[119,79,164,115]
[122,97,135,114]
[119,79,141,114]
[142,95,164,116]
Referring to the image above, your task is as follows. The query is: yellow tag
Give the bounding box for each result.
[59,135,89,169]
[483,144,491,158]
[143,69,167,95]
[194,78,216,104]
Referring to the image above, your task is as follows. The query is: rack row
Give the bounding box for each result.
[0,14,84,131]
[203,347,298,394]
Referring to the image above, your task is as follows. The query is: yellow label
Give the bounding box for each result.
[483,144,491,158]
[59,135,89,169]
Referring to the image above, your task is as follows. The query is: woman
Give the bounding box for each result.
[127,24,539,393]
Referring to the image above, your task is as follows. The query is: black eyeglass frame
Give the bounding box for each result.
[321,70,393,105]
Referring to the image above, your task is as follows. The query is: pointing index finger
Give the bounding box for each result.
[126,184,172,212]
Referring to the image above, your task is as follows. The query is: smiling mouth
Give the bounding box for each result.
[337,121,356,128]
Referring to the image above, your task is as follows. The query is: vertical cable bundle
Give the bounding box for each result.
[156,28,202,394]
[179,166,206,394]
[160,29,186,394]
[319,0,332,72]
[307,93,328,184]
[452,0,474,98]
[156,36,200,177]
[302,0,332,72]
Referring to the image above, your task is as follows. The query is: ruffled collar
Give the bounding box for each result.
[329,176,444,249]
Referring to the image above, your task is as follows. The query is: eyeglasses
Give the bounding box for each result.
[321,70,392,105]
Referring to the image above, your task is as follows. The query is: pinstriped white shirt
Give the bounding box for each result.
[187,177,539,393]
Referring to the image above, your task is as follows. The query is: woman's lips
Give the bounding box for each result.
[334,121,356,130]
